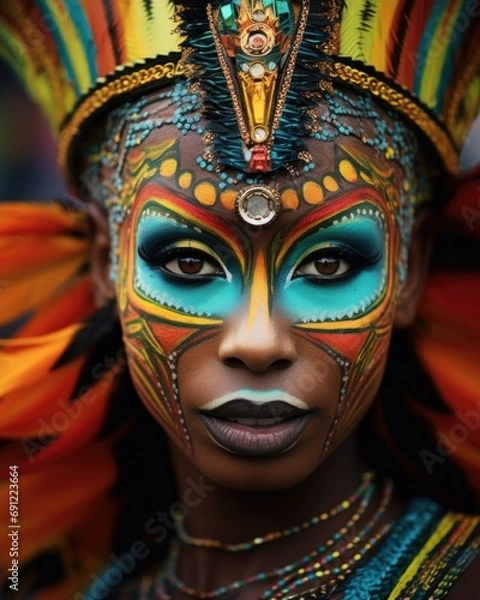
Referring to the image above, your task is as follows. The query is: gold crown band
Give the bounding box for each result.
[58,61,184,179]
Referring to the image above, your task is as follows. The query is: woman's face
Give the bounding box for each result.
[102,106,422,491]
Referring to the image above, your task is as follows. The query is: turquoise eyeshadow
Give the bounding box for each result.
[135,210,242,318]
[276,216,387,322]
[135,207,387,323]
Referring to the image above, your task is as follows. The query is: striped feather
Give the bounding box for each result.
[370,0,398,73]
[339,0,367,57]
[432,0,467,111]
[83,0,116,74]
[413,0,449,100]
[0,201,122,597]
[396,0,436,91]
[358,0,380,62]
[0,0,181,133]
[386,0,412,78]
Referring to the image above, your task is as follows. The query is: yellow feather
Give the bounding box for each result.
[122,0,181,61]
[371,0,398,72]
[339,0,366,59]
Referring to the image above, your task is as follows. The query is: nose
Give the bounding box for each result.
[218,255,296,373]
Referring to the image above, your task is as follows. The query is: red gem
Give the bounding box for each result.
[248,145,271,172]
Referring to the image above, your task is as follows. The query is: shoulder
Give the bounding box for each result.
[338,498,480,600]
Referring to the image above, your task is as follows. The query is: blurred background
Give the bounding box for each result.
[0,58,479,200]
[0,61,65,200]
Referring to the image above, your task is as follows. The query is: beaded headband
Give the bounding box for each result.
[0,0,479,179]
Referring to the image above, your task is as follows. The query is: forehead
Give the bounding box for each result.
[87,83,425,245]
[120,124,404,237]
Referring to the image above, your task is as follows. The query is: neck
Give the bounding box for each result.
[163,433,402,597]
[168,432,368,543]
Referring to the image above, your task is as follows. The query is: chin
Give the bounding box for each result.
[191,437,325,491]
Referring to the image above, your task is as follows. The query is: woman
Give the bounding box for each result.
[0,1,479,598]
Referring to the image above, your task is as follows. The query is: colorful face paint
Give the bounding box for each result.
[135,204,242,318]
[83,82,430,284]
[78,65,437,487]
[105,116,419,478]
[276,201,387,323]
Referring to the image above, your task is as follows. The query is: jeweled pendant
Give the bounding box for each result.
[235,184,282,226]
[213,0,296,173]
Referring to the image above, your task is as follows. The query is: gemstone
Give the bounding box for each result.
[253,126,267,142]
[247,31,267,51]
[249,62,265,78]
[248,145,270,172]
[241,62,249,72]
[235,185,281,227]
[252,10,266,22]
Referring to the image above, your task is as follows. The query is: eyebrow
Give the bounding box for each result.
[274,187,388,266]
[135,182,247,270]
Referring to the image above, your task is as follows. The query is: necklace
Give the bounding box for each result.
[260,479,393,599]
[155,475,393,599]
[174,470,374,552]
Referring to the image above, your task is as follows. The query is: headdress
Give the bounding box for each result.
[1,1,479,179]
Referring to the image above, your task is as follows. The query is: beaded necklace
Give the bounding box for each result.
[174,471,374,552]
[260,480,393,599]
[155,476,393,600]
[95,496,480,600]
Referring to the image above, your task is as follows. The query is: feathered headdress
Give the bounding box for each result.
[0,0,479,178]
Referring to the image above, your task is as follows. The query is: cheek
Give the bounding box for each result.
[302,305,396,455]
[295,233,401,453]
[114,223,198,452]
[120,315,192,447]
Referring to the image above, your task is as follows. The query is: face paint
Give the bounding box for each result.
[283,192,397,454]
[276,202,387,323]
[84,83,433,486]
[107,120,417,474]
[135,205,242,318]
[83,82,429,284]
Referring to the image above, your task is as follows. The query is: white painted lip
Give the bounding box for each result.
[199,389,309,412]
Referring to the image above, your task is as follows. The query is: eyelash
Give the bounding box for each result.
[138,240,382,284]
[138,242,225,281]
[292,244,382,282]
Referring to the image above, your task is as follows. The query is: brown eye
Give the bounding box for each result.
[177,257,204,275]
[314,257,341,276]
[294,251,351,279]
[164,253,222,277]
